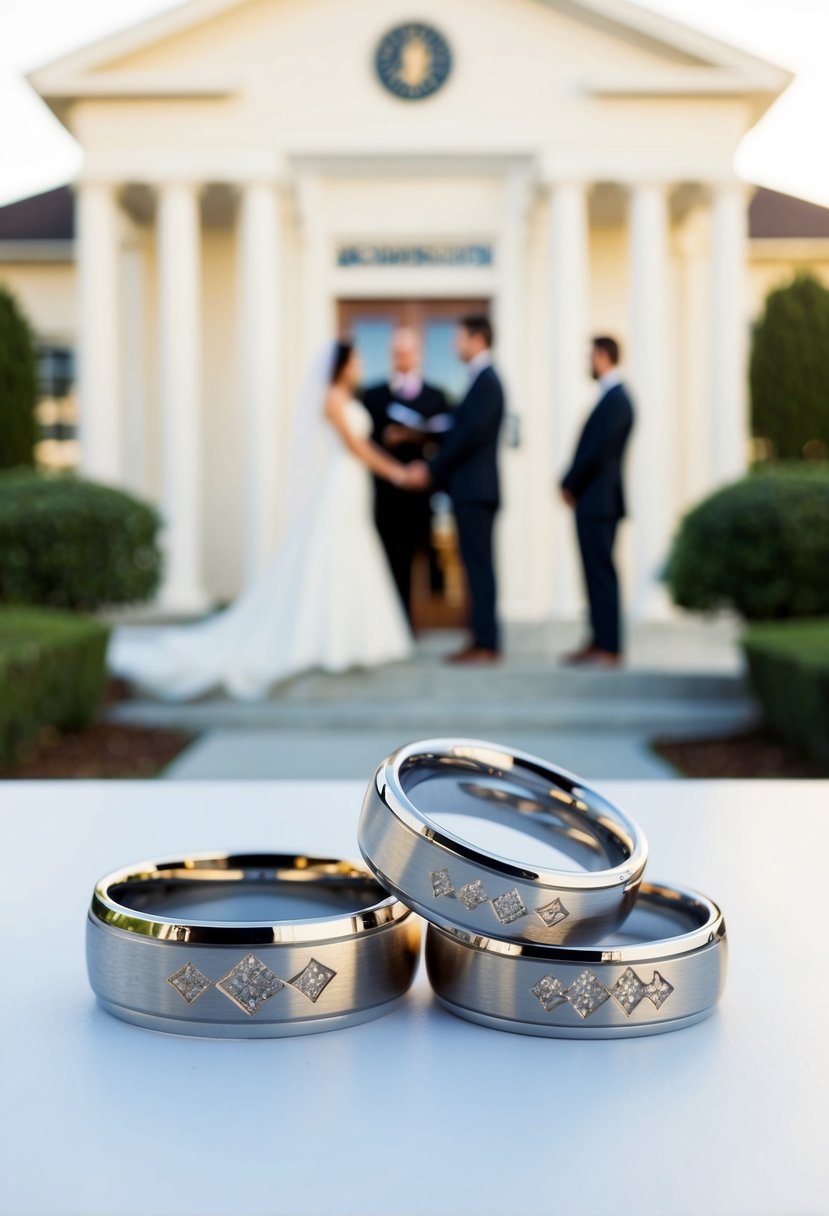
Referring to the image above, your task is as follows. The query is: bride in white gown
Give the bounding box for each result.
[108,340,414,700]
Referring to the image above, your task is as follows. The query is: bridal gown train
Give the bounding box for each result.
[108,400,414,700]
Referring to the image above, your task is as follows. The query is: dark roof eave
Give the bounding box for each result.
[749,186,829,240]
[0,185,75,241]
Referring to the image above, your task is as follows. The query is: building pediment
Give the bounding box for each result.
[29,0,791,128]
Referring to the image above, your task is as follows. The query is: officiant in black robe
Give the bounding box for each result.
[363,328,449,619]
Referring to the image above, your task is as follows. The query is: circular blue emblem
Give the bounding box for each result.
[375,22,452,101]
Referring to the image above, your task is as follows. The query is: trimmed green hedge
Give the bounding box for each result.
[0,607,110,769]
[742,620,829,765]
[0,472,163,610]
[666,466,829,620]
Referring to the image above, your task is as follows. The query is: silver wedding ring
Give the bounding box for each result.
[87,852,421,1037]
[425,882,727,1038]
[359,738,648,944]
[360,737,727,1037]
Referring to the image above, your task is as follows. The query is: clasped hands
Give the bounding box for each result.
[395,461,431,491]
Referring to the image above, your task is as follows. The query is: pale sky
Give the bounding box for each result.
[1,0,828,208]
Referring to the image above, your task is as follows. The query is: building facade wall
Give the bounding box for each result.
[5,228,826,611]
[748,247,829,311]
[0,262,76,341]
[0,237,758,597]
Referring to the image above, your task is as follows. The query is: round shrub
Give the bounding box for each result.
[0,472,163,610]
[665,466,829,620]
[0,285,38,469]
[750,274,829,462]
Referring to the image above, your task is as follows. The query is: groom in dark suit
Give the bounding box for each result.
[560,336,634,667]
[405,315,504,664]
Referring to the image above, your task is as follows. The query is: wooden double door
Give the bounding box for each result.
[337,298,489,629]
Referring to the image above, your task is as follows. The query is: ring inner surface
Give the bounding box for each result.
[590,890,710,946]
[399,752,631,871]
[109,857,388,922]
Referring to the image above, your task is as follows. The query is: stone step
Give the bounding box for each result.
[277,664,748,704]
[108,693,755,737]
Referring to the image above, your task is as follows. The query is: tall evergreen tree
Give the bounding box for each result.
[0,285,38,469]
[750,274,829,461]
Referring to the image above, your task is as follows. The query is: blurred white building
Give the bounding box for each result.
[4,0,826,623]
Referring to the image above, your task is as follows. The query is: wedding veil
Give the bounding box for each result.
[284,340,339,528]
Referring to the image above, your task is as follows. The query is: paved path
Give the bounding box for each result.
[105,618,755,779]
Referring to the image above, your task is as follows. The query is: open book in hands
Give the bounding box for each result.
[386,402,454,433]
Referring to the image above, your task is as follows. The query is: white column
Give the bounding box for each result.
[710,182,749,484]
[548,180,592,619]
[495,172,533,619]
[75,181,122,482]
[237,180,282,583]
[121,239,148,496]
[157,181,206,611]
[296,174,329,368]
[629,182,674,619]
[676,210,711,508]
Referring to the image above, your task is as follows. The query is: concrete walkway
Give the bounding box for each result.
[106,617,756,779]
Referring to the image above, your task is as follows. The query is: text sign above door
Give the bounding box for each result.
[336,243,494,269]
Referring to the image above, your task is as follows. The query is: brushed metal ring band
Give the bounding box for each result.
[87,852,421,1038]
[359,738,648,944]
[425,882,727,1038]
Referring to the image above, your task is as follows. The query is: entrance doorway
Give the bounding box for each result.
[337,298,490,630]
[338,298,489,404]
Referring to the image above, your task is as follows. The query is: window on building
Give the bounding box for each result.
[34,343,79,470]
[37,345,75,400]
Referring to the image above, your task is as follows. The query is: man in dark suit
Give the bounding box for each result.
[405,315,504,664]
[560,336,634,667]
[363,327,449,619]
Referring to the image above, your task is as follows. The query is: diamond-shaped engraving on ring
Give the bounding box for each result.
[644,970,674,1010]
[456,879,490,910]
[217,953,284,1016]
[531,966,677,1020]
[291,958,337,1003]
[535,897,570,929]
[566,969,611,1020]
[430,868,454,899]
[167,962,212,1005]
[609,967,648,1016]
[492,887,529,925]
[530,973,568,1013]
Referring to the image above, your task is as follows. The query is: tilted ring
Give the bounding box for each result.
[359,738,647,944]
[87,852,421,1037]
[426,882,726,1037]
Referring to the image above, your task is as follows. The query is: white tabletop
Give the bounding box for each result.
[0,779,826,1216]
